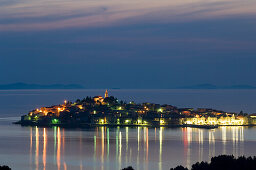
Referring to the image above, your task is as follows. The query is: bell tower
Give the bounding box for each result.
[105,89,108,98]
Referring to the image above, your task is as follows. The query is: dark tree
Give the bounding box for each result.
[0,165,11,170]
[191,162,210,170]
[170,165,188,170]
[122,166,134,170]
[170,155,256,170]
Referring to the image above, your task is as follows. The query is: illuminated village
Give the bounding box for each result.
[18,90,256,128]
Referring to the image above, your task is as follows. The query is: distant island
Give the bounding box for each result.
[0,83,84,89]
[16,90,256,128]
[176,83,256,89]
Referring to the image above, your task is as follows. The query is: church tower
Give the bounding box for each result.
[105,89,108,98]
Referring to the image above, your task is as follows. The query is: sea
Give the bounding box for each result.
[0,89,256,170]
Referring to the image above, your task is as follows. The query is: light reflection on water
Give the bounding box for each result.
[22,126,248,170]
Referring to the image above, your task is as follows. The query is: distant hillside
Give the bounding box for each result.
[0,83,84,89]
[178,84,218,89]
[176,84,256,89]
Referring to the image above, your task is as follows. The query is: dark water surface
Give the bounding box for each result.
[1,121,256,170]
[0,89,256,170]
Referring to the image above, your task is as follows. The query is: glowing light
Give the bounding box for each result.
[160,119,165,125]
[158,108,163,113]
[125,119,131,124]
[64,100,67,104]
[52,119,59,124]
[77,105,83,110]
[99,119,105,124]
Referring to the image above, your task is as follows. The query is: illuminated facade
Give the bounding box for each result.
[105,90,108,98]
[93,96,104,103]
[183,115,245,126]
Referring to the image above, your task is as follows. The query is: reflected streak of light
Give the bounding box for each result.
[35,127,39,170]
[116,129,118,159]
[64,162,67,170]
[101,126,104,169]
[80,161,83,170]
[155,128,157,142]
[119,131,122,170]
[57,127,61,170]
[221,127,226,155]
[107,128,109,158]
[125,127,128,164]
[143,127,146,161]
[235,127,239,142]
[30,127,33,169]
[144,127,146,143]
[146,128,149,162]
[198,129,203,162]
[43,128,47,170]
[199,129,204,144]
[137,127,141,170]
[208,130,215,160]
[94,135,97,164]
[138,127,140,152]
[126,127,128,149]
[239,127,244,155]
[54,126,57,162]
[62,129,65,156]
[182,128,188,167]
[187,128,192,168]
[240,127,244,142]
[232,127,236,157]
[187,128,192,144]
[159,127,163,170]
[236,127,239,156]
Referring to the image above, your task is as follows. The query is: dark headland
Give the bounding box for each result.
[15,90,256,128]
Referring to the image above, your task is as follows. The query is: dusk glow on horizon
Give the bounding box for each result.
[0,0,256,88]
[1,0,256,31]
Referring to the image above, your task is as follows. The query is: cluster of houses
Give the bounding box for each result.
[19,90,256,127]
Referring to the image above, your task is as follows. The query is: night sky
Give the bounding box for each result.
[0,0,256,88]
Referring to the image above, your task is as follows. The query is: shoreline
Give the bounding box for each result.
[16,121,255,129]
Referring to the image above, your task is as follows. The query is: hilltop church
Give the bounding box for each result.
[93,90,108,103]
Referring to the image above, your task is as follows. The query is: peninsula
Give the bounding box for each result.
[16,90,256,128]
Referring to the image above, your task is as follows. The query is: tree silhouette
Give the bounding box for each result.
[122,166,134,170]
[0,165,11,170]
[170,155,256,170]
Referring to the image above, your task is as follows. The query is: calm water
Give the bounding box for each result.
[1,121,256,170]
[0,89,256,170]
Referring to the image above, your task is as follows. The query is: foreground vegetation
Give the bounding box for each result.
[122,155,256,170]
[172,155,256,170]
[0,165,11,170]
